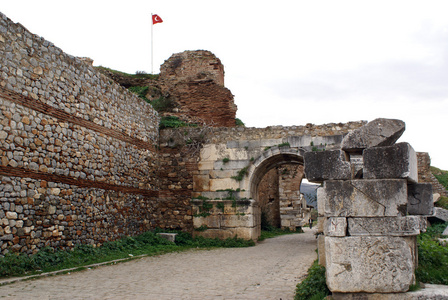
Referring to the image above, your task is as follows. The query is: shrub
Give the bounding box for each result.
[151,96,175,112]
[235,118,245,126]
[128,86,150,102]
[159,116,187,129]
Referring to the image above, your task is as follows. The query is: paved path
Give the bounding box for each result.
[0,229,317,300]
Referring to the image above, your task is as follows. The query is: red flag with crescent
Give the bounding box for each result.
[152,14,163,25]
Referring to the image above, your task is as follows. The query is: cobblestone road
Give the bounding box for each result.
[0,229,317,300]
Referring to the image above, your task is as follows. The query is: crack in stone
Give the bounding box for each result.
[349,182,387,215]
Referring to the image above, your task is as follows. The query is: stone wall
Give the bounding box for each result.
[0,12,160,255]
[258,168,280,228]
[417,152,447,196]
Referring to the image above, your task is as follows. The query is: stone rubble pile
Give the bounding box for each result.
[304,118,433,295]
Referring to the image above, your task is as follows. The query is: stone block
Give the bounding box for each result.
[157,233,177,242]
[193,215,220,228]
[324,217,347,237]
[326,236,415,293]
[407,183,434,215]
[194,226,258,241]
[332,284,448,300]
[316,187,325,216]
[347,216,424,236]
[193,175,210,191]
[341,118,405,152]
[220,214,254,228]
[363,143,418,183]
[431,207,448,222]
[324,179,408,217]
[209,178,240,191]
[349,154,363,179]
[304,150,351,183]
[443,226,448,236]
[317,217,325,234]
[318,235,326,266]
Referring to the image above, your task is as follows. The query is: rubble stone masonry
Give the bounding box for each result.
[0,12,160,254]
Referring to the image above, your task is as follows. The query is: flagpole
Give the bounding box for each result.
[151,13,154,74]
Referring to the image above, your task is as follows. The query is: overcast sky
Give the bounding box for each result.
[2,1,448,170]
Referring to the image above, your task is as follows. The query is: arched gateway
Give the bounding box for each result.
[190,129,352,240]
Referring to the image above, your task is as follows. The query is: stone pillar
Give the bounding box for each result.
[304,118,433,296]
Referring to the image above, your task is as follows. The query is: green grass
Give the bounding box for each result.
[431,166,448,189]
[96,66,158,79]
[294,260,329,300]
[159,116,189,129]
[416,222,448,285]
[258,228,299,241]
[0,230,254,278]
[128,86,150,102]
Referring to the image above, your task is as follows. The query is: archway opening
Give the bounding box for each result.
[250,153,311,231]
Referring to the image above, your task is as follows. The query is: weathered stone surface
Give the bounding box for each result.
[316,187,325,217]
[324,217,347,236]
[347,216,425,236]
[324,179,408,217]
[317,217,325,234]
[157,233,177,242]
[443,226,448,236]
[341,118,405,152]
[408,183,434,215]
[304,150,351,183]
[332,284,448,299]
[363,142,418,182]
[431,207,448,222]
[349,154,363,179]
[318,235,326,266]
[325,236,415,293]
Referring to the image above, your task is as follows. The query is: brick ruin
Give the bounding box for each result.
[0,11,446,258]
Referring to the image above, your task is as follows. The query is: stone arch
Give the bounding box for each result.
[247,147,309,230]
[248,147,305,200]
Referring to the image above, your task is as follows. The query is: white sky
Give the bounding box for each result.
[2,0,448,170]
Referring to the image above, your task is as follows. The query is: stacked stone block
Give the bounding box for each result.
[304,118,433,295]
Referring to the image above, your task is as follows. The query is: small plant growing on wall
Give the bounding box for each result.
[222,157,230,164]
[216,202,225,212]
[278,142,290,148]
[193,196,213,217]
[231,166,248,181]
[194,225,208,231]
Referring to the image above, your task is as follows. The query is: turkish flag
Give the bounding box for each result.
[152,14,163,25]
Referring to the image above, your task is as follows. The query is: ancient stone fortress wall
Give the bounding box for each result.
[0,12,160,255]
[158,122,367,240]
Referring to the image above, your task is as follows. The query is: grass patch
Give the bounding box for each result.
[159,116,189,129]
[128,86,150,102]
[436,196,448,210]
[431,166,448,189]
[258,228,298,241]
[96,66,158,79]
[416,222,448,285]
[0,230,254,278]
[295,259,330,300]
